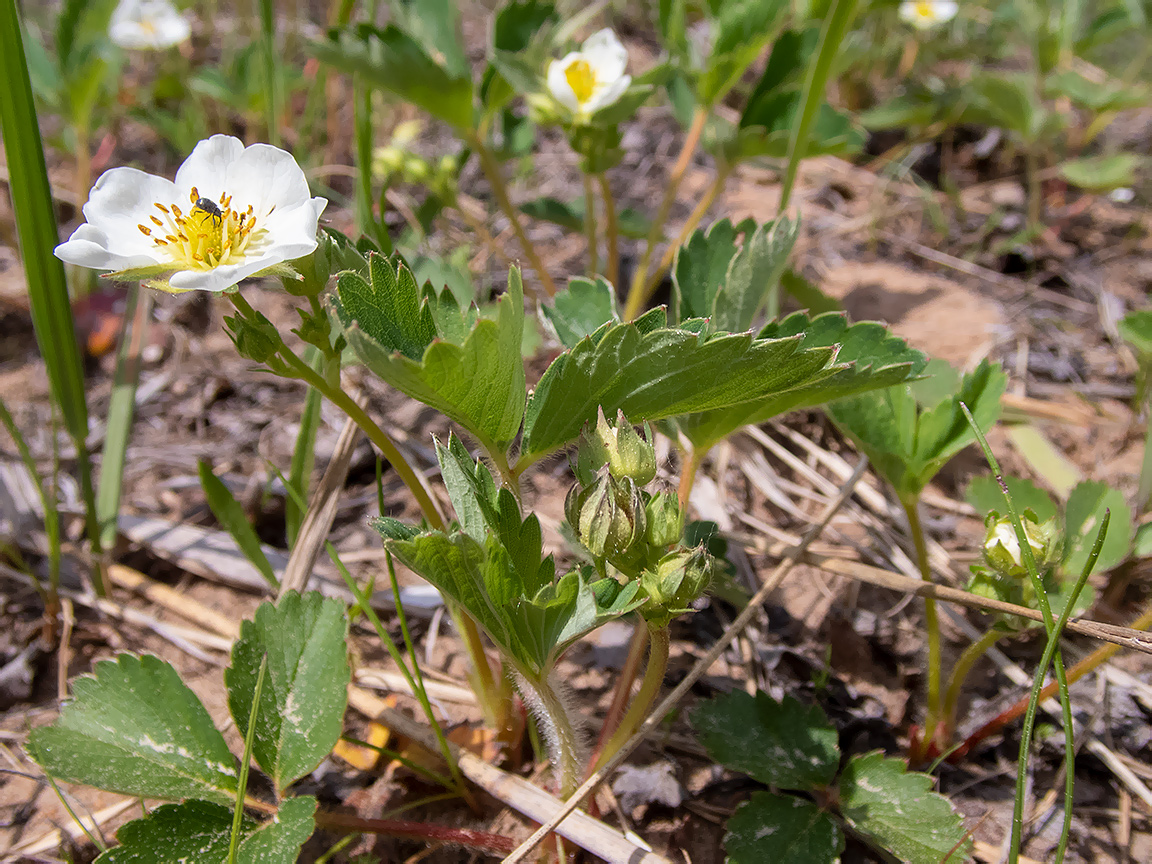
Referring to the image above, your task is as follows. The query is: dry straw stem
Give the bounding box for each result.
[738,537,1152,657]
[502,457,871,863]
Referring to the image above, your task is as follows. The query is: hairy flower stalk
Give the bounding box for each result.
[56,135,326,293]
[513,669,585,797]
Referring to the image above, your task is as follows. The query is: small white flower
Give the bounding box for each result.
[1109,187,1135,204]
[985,520,1045,570]
[899,0,958,30]
[547,28,631,119]
[56,135,327,293]
[109,0,191,50]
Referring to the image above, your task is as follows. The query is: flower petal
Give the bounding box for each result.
[586,74,631,115]
[547,56,582,112]
[54,167,177,270]
[259,197,327,258]
[225,144,314,218]
[174,135,246,203]
[582,29,628,81]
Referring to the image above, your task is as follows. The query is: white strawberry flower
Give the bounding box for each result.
[899,0,959,30]
[547,28,631,119]
[109,0,191,50]
[56,135,327,293]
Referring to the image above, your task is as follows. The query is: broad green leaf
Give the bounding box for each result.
[333,261,527,452]
[712,216,799,332]
[198,461,278,590]
[541,277,620,349]
[519,196,652,239]
[226,593,350,793]
[309,24,474,128]
[493,0,556,52]
[839,751,971,864]
[333,254,436,361]
[691,691,839,789]
[519,317,840,464]
[680,313,926,450]
[698,0,788,105]
[1045,69,1148,112]
[95,796,316,864]
[1118,310,1152,356]
[1060,154,1140,192]
[1134,521,1152,557]
[724,792,843,864]
[966,474,1059,524]
[672,218,742,323]
[28,655,237,804]
[380,528,639,676]
[391,0,468,78]
[969,73,1047,144]
[828,359,1006,498]
[1063,480,1131,576]
[435,433,498,540]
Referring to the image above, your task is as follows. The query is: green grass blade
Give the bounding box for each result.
[0,0,99,560]
[287,347,325,548]
[960,402,1081,864]
[258,0,281,146]
[197,460,280,590]
[227,653,267,864]
[777,0,858,215]
[0,398,61,600]
[95,285,150,552]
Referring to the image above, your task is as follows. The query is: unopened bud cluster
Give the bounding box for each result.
[968,510,1063,631]
[371,122,460,201]
[566,408,711,623]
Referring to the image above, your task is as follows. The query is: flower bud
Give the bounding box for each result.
[372,145,405,178]
[283,234,332,298]
[565,474,645,560]
[645,492,683,548]
[982,512,1059,579]
[224,310,281,364]
[402,155,432,184]
[640,547,715,624]
[585,408,656,486]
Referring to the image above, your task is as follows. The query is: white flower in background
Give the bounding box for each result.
[56,135,327,293]
[109,0,191,50]
[899,0,958,30]
[1110,187,1135,204]
[547,28,631,118]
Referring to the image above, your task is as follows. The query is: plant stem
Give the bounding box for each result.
[313,811,514,856]
[942,627,1002,739]
[678,445,705,511]
[623,105,708,321]
[1139,389,1152,513]
[1025,147,1042,233]
[272,344,446,531]
[583,171,598,277]
[956,597,1152,760]
[645,164,731,301]
[469,134,557,297]
[901,493,943,756]
[592,623,669,773]
[597,173,619,287]
[519,670,583,797]
[587,622,647,773]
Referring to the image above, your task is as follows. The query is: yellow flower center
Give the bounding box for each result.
[914,0,934,18]
[565,59,597,105]
[137,186,268,271]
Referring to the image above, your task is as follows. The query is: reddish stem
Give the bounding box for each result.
[314,811,514,855]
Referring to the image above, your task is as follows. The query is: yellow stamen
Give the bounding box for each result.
[190,186,199,202]
[138,224,152,236]
[150,215,163,226]
[565,59,596,105]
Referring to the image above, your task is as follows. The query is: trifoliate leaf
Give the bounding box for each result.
[691,691,839,790]
[519,315,838,465]
[540,277,620,349]
[28,655,237,805]
[95,796,316,864]
[333,261,526,453]
[724,792,843,864]
[828,358,1005,498]
[226,593,350,794]
[679,312,926,450]
[838,752,971,864]
[309,24,474,128]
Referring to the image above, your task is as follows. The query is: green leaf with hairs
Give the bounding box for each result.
[28,655,237,804]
